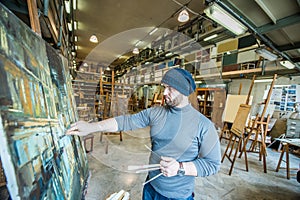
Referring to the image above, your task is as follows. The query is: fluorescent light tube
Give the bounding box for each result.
[204,3,247,35]
[203,34,218,41]
[73,0,77,10]
[254,79,273,83]
[149,27,158,35]
[255,48,278,61]
[135,40,142,46]
[74,21,77,30]
[64,1,70,13]
[67,22,72,31]
[165,52,173,57]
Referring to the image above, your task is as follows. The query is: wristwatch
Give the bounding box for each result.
[177,162,185,176]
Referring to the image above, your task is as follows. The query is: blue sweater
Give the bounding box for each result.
[115,104,221,198]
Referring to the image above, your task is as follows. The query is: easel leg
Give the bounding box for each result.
[276,145,285,172]
[276,143,289,179]
[286,144,290,179]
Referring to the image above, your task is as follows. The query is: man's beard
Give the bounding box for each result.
[164,93,184,107]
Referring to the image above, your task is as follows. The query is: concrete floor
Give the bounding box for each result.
[84,128,300,200]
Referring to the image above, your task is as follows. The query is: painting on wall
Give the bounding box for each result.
[0,3,88,199]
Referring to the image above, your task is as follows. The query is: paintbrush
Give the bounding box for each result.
[142,173,163,185]
[144,145,161,159]
[128,164,160,171]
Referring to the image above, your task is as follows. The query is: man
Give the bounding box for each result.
[67,67,221,200]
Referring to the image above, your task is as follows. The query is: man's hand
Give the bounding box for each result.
[159,156,179,177]
[66,121,100,136]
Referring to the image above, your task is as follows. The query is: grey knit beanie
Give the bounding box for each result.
[161,68,196,96]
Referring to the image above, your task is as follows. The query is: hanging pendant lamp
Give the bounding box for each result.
[178,9,189,23]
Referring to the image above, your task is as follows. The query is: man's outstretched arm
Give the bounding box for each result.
[66,118,118,136]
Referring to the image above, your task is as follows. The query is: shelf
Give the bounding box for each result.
[196,88,226,128]
[195,66,281,79]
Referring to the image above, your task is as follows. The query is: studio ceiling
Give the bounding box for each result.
[73,0,300,73]
[1,0,300,77]
[75,0,206,66]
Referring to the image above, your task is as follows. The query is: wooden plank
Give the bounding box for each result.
[260,74,277,118]
[223,95,252,123]
[238,83,242,95]
[231,104,251,137]
[211,89,226,128]
[27,0,41,36]
[246,75,256,105]
[217,39,238,53]
[196,66,281,79]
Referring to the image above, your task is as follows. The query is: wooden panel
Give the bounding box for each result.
[217,39,238,53]
[223,95,253,123]
[211,89,226,128]
[237,49,259,64]
[238,35,257,49]
[197,88,226,123]
[222,53,238,66]
[231,104,251,137]
[27,0,41,35]
[222,64,240,72]
[185,53,195,62]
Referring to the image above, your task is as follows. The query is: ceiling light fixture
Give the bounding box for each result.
[89,34,98,43]
[255,48,278,61]
[135,40,142,46]
[67,22,72,31]
[132,47,139,54]
[74,21,77,30]
[204,3,247,35]
[203,34,218,41]
[149,27,158,35]
[73,0,77,10]
[177,8,189,23]
[64,1,70,13]
[165,52,173,57]
[254,79,273,83]
[74,35,78,42]
[280,60,295,69]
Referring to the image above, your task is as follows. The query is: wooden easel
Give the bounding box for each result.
[221,76,256,175]
[240,74,277,173]
[220,76,255,142]
[98,70,124,154]
[221,104,251,175]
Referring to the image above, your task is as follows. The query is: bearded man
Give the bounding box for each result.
[67,68,221,200]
